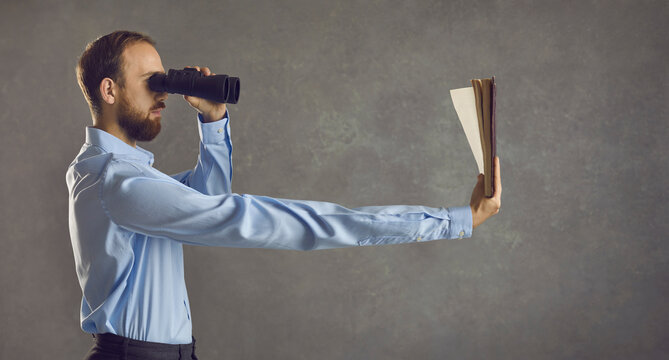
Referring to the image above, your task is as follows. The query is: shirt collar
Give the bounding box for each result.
[85,127,155,166]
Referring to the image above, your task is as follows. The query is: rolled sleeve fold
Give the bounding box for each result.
[443,205,473,240]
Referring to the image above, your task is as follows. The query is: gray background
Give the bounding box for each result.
[1,0,667,359]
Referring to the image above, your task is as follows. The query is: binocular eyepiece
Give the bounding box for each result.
[148,68,240,104]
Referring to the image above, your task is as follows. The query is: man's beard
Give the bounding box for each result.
[117,94,163,142]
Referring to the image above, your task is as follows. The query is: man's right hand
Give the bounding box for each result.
[469,156,502,229]
[182,66,228,123]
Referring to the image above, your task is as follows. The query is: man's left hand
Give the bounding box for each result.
[183,66,227,123]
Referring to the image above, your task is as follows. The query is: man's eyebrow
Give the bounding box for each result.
[141,71,165,78]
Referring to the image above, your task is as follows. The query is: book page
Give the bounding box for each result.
[450,87,484,174]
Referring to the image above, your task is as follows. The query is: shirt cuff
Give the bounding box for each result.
[444,205,473,240]
[197,111,230,144]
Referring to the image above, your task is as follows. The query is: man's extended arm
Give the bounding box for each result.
[101,159,473,250]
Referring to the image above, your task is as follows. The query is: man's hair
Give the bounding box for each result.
[76,30,156,118]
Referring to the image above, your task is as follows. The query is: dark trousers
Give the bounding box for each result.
[84,333,199,360]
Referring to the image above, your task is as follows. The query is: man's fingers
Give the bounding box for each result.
[185,65,213,76]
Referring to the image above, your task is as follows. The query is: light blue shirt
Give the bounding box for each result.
[66,112,473,344]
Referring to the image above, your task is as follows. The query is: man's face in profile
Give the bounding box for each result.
[116,41,167,142]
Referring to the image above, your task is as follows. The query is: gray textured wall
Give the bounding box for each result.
[1,0,667,359]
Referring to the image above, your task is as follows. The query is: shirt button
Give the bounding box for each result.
[217,128,224,134]
[459,230,465,238]
[417,236,422,242]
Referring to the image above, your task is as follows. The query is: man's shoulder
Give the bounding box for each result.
[67,145,111,188]
[67,146,148,190]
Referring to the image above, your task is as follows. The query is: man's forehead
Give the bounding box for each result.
[122,41,163,76]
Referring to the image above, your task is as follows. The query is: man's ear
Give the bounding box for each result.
[99,78,117,105]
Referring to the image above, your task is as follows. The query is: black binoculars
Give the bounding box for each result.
[148,68,240,104]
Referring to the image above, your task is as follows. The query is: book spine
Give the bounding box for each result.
[491,76,496,197]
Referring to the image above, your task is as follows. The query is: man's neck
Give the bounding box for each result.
[93,117,137,148]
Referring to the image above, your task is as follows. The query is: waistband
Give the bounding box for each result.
[92,333,198,360]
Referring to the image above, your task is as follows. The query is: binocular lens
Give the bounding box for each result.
[148,68,240,104]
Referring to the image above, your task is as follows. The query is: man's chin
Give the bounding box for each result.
[133,119,161,142]
[145,126,161,142]
[117,99,162,142]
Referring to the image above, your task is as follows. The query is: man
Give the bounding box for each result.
[67,30,501,360]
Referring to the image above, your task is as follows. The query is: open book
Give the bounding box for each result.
[450,76,496,197]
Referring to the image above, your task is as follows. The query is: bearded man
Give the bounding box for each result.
[67,30,501,359]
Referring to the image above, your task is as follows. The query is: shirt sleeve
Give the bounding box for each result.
[101,160,473,250]
[170,111,233,195]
